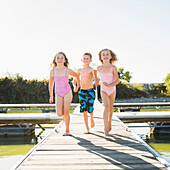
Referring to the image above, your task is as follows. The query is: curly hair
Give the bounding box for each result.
[99,48,118,64]
[51,52,69,68]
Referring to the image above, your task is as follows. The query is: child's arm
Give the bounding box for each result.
[92,69,99,86]
[73,69,80,87]
[97,66,101,73]
[96,66,101,85]
[49,70,54,103]
[69,69,80,92]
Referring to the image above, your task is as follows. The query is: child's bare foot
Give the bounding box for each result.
[104,129,110,137]
[84,127,90,134]
[91,119,95,128]
[84,131,90,134]
[105,133,111,137]
[63,132,71,136]
[108,127,111,132]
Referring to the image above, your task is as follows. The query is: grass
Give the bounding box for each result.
[140,109,170,112]
[7,107,76,114]
[113,107,170,112]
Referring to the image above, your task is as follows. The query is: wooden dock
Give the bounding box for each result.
[0,113,61,124]
[0,102,170,111]
[115,112,170,123]
[13,101,169,170]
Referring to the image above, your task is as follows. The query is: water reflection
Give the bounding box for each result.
[128,123,170,163]
[146,133,170,143]
[0,131,40,145]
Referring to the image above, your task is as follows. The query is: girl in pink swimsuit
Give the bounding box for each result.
[97,49,119,136]
[49,52,79,136]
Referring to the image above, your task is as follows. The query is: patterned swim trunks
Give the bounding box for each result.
[78,88,95,113]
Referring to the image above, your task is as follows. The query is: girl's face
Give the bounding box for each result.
[56,54,65,65]
[81,55,91,65]
[101,50,112,63]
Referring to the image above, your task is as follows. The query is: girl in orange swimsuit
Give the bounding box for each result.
[97,49,119,136]
[49,52,79,136]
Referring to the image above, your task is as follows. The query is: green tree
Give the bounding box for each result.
[165,73,170,94]
[117,68,132,83]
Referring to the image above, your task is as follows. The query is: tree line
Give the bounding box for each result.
[0,70,169,104]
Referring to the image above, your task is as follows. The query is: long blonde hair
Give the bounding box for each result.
[51,52,69,68]
[99,48,118,64]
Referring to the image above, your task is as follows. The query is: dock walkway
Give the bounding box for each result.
[14,101,169,169]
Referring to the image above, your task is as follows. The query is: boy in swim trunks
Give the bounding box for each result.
[74,53,99,134]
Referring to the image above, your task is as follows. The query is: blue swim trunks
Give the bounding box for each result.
[78,88,95,113]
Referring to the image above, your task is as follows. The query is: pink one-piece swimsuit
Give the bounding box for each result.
[100,66,116,96]
[53,68,71,97]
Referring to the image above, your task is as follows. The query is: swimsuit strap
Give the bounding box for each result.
[65,68,68,76]
[111,65,114,73]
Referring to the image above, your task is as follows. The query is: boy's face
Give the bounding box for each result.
[81,55,92,65]
[101,50,112,63]
[56,54,65,65]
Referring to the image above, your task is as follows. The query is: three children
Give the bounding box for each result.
[49,49,119,136]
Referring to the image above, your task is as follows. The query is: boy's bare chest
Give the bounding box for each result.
[80,69,93,78]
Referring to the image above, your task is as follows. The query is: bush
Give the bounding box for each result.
[165,73,170,95]
[0,75,49,104]
[1,73,169,104]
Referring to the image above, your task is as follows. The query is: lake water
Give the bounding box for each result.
[128,123,170,164]
[0,128,53,170]
[0,123,170,170]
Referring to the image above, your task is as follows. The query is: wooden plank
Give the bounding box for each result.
[36,146,149,152]
[14,102,169,170]
[43,140,140,145]
[23,158,160,165]
[0,103,78,109]
[115,111,170,123]
[1,102,170,109]
[30,153,155,159]
[114,102,170,107]
[0,114,61,124]
[31,150,153,155]
[17,164,166,170]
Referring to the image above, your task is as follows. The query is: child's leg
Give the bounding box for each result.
[55,95,64,117]
[101,91,110,135]
[63,91,73,134]
[108,91,116,131]
[87,89,95,128]
[83,111,89,133]
[90,112,95,128]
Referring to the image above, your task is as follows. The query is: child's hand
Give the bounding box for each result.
[49,97,53,103]
[74,85,79,92]
[95,78,100,86]
[103,82,110,87]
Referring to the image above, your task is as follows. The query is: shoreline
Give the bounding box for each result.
[115,97,170,103]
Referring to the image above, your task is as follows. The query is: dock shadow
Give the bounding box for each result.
[71,133,160,169]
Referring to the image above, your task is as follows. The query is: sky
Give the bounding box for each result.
[1,0,170,83]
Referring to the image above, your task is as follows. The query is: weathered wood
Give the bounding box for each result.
[0,114,61,124]
[1,102,170,109]
[23,159,161,165]
[17,164,166,170]
[13,101,169,170]
[116,112,170,123]
[30,153,155,159]
[31,150,153,155]
[0,103,78,109]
